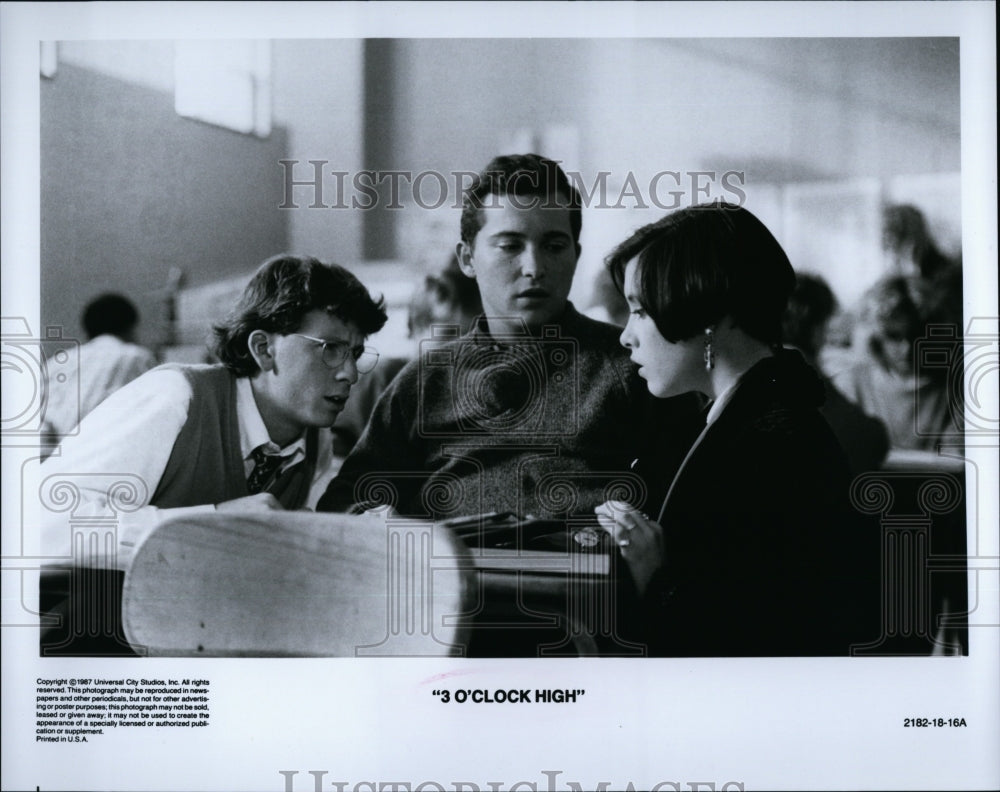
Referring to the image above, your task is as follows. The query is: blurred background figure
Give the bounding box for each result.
[882,203,953,281]
[42,292,156,444]
[406,257,484,340]
[782,273,890,474]
[331,257,483,457]
[832,275,954,451]
[882,202,963,329]
[783,273,838,363]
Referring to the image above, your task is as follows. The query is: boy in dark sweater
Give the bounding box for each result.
[319,155,699,521]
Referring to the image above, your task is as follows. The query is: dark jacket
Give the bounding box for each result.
[318,304,700,519]
[641,349,878,656]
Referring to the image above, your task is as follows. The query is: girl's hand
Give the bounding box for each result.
[594,499,664,595]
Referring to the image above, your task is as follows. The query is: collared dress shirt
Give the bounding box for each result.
[39,368,320,572]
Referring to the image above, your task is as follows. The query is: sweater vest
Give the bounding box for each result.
[150,364,316,509]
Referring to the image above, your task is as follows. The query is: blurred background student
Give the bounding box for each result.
[883,203,956,282]
[833,274,955,451]
[331,257,483,457]
[42,293,156,446]
[782,273,890,474]
[881,202,964,329]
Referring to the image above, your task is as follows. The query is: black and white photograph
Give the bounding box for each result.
[2,2,997,791]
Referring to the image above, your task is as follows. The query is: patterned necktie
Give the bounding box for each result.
[247,447,283,494]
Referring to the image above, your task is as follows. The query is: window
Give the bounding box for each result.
[40,41,57,78]
[174,40,271,137]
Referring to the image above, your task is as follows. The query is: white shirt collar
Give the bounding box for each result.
[236,376,307,464]
[704,375,743,427]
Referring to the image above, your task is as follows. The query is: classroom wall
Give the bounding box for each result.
[385,38,959,191]
[41,38,962,351]
[272,39,365,266]
[40,60,290,349]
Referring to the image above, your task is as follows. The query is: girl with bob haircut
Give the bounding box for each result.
[596,203,874,656]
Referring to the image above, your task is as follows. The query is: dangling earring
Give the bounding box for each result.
[703,327,715,371]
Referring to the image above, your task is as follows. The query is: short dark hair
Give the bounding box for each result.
[782,272,838,359]
[607,203,796,344]
[459,154,582,247]
[212,254,387,376]
[82,293,140,340]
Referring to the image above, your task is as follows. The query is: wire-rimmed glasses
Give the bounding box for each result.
[289,333,380,373]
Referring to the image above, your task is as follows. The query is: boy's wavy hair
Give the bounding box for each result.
[212,254,387,376]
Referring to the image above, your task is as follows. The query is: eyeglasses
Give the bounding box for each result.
[289,333,380,373]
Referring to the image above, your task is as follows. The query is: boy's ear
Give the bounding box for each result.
[456,241,476,278]
[248,329,275,372]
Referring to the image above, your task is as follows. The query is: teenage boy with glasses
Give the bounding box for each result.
[40,254,387,574]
